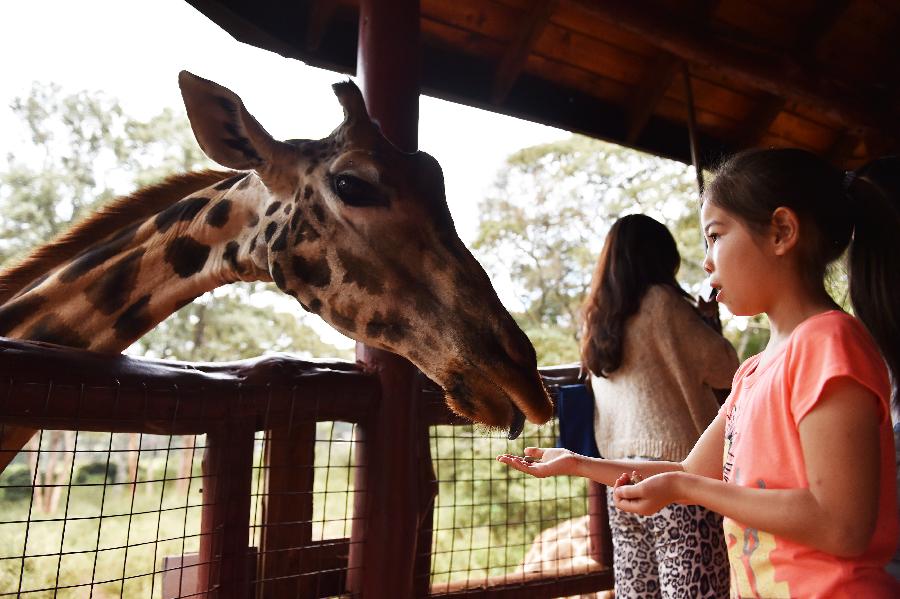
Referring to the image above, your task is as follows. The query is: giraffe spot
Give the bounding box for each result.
[311,203,326,223]
[223,241,242,274]
[59,224,139,283]
[295,221,320,245]
[114,294,153,341]
[290,209,303,231]
[164,236,210,278]
[214,173,248,191]
[309,298,322,313]
[283,203,292,214]
[25,315,88,348]
[265,202,282,216]
[249,238,257,253]
[155,197,211,233]
[303,185,313,200]
[272,227,289,252]
[330,305,358,333]
[337,249,384,295]
[0,294,47,336]
[84,249,143,315]
[305,162,317,175]
[292,255,331,288]
[271,261,286,290]
[365,312,409,344]
[206,199,233,228]
[264,222,277,242]
[247,214,260,228]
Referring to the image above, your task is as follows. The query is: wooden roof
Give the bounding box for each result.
[186,0,899,169]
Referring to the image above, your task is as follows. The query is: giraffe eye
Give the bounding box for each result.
[331,174,389,208]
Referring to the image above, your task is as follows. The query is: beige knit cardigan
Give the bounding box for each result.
[590,284,739,461]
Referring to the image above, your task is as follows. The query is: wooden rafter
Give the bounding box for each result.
[625,0,722,144]
[306,0,338,51]
[732,0,852,149]
[492,0,557,104]
[569,0,898,139]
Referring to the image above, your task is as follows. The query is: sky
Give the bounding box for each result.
[0,0,569,349]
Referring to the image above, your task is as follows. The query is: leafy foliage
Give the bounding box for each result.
[474,136,710,364]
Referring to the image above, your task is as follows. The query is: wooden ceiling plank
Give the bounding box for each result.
[624,0,722,144]
[492,0,557,103]
[569,0,898,140]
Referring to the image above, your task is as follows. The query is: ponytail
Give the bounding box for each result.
[846,157,900,397]
[707,150,900,398]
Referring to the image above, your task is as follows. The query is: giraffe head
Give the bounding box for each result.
[178,71,552,436]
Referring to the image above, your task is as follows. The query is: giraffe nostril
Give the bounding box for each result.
[499,322,537,370]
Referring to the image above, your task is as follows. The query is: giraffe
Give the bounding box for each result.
[0,71,553,470]
[518,515,613,599]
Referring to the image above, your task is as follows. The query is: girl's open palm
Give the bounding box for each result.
[496,447,576,478]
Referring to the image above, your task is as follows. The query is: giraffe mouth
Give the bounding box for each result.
[508,404,526,440]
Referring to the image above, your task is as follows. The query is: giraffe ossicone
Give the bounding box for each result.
[0,71,552,451]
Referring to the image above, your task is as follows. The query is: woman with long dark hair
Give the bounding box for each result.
[580,214,738,598]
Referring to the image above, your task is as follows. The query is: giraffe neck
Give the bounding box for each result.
[0,172,275,353]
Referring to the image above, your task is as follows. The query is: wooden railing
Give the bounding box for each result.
[0,337,612,597]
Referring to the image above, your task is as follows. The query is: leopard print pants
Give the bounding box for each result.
[606,487,730,598]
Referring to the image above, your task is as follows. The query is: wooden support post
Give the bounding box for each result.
[196,421,255,599]
[346,1,431,597]
[681,63,704,196]
[587,481,614,568]
[258,420,316,597]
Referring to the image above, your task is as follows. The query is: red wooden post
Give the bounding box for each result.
[258,420,316,597]
[346,0,430,597]
[195,421,255,599]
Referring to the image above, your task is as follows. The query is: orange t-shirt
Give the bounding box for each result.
[721,311,899,598]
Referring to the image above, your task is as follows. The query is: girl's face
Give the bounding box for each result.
[700,201,776,316]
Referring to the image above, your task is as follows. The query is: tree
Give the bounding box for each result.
[1,84,351,511]
[474,136,709,365]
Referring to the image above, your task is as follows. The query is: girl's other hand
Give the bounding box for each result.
[496,446,577,478]
[613,471,683,516]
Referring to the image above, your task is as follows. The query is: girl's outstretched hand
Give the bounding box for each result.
[612,470,683,516]
[496,447,577,478]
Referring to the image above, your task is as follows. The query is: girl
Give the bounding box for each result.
[499,149,900,597]
[580,214,738,598]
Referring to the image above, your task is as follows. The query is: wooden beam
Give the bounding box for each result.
[306,0,337,51]
[733,94,786,148]
[567,0,898,139]
[492,0,557,104]
[625,52,679,144]
[625,0,722,143]
[730,0,850,149]
[793,0,852,62]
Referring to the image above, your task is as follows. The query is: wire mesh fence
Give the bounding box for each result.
[0,339,611,598]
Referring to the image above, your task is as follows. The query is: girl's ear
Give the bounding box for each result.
[771,206,800,256]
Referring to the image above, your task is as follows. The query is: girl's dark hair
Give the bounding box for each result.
[706,148,900,396]
[581,214,688,378]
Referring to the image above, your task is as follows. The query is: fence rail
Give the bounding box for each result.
[0,337,612,598]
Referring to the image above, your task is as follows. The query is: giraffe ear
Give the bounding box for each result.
[179,71,289,171]
[332,80,379,140]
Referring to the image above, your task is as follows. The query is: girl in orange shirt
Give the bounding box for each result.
[499,149,900,597]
